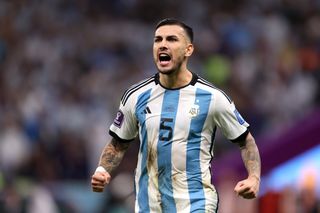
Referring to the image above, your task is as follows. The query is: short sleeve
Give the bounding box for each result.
[213,91,249,140]
[109,99,138,142]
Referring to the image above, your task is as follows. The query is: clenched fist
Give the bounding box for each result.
[234,175,260,199]
[91,169,111,193]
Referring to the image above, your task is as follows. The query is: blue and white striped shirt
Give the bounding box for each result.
[109,73,249,213]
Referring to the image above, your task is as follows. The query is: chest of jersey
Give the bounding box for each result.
[135,86,213,146]
[134,85,214,173]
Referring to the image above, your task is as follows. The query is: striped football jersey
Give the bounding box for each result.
[109,72,249,213]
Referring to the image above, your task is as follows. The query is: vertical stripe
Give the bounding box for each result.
[135,89,152,213]
[157,90,180,213]
[186,88,211,212]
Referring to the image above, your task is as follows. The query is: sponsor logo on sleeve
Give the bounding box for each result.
[234,109,245,125]
[113,110,124,128]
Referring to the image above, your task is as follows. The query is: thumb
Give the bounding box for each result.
[100,172,111,184]
[234,181,245,193]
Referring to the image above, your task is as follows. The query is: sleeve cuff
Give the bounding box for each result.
[230,129,250,143]
[109,130,135,143]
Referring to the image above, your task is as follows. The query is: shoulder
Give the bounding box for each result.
[195,74,232,103]
[120,74,156,106]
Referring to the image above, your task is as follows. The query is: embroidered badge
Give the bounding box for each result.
[234,109,245,125]
[188,104,200,118]
[113,110,124,128]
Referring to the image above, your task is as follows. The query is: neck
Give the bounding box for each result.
[159,68,193,89]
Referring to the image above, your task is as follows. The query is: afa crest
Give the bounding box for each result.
[188,104,200,118]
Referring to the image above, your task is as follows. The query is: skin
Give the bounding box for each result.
[91,138,130,192]
[91,24,261,200]
[153,25,194,88]
[234,132,261,199]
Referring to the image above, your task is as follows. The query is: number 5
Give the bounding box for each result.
[159,118,173,141]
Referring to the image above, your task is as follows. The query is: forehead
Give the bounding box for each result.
[155,25,186,38]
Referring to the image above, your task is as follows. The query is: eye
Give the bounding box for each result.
[167,36,178,42]
[154,37,162,43]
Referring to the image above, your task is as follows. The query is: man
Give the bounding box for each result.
[91,18,261,212]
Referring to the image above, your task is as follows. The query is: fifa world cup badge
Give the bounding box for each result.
[113,110,124,128]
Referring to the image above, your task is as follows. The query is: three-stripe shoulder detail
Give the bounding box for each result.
[121,76,155,105]
[197,77,232,103]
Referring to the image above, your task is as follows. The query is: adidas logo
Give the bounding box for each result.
[143,106,152,114]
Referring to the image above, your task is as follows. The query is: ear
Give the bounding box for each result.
[185,43,194,57]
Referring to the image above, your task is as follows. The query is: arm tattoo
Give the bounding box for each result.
[239,135,261,180]
[99,138,130,174]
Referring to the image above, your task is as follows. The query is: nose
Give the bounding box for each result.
[158,39,168,49]
[159,46,168,51]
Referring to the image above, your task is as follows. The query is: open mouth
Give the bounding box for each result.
[159,53,171,65]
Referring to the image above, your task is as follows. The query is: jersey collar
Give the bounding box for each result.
[154,72,198,89]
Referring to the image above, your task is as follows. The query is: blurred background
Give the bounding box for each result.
[0,0,319,212]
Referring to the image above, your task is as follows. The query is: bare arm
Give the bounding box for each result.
[234,132,261,199]
[239,132,261,181]
[98,137,131,173]
[91,137,130,192]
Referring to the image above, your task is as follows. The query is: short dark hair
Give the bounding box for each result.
[155,18,194,43]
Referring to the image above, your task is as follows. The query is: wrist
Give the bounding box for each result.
[249,175,260,182]
[95,166,107,173]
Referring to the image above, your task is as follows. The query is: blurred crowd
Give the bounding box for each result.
[0,0,319,212]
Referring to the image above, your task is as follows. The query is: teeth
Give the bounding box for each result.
[159,53,171,62]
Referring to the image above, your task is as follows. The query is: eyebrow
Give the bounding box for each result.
[154,35,179,40]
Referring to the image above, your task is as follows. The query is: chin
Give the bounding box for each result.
[158,68,175,75]
[156,64,176,75]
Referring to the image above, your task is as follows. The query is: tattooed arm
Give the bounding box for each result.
[234,132,261,199]
[91,138,130,192]
[98,138,130,172]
